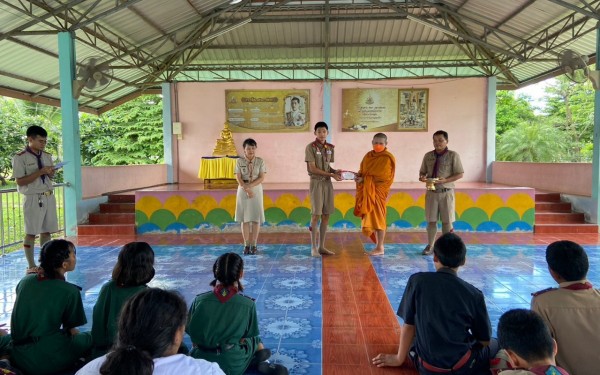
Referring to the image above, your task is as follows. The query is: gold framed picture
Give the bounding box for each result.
[225,89,310,132]
[398,89,428,131]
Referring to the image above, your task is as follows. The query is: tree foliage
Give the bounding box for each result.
[79,94,163,166]
[543,76,594,161]
[496,120,568,162]
[495,90,537,136]
[496,75,595,162]
[0,94,163,186]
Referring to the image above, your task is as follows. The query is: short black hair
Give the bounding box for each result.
[243,138,257,148]
[433,130,448,141]
[546,240,589,281]
[373,133,387,142]
[314,121,328,131]
[291,97,300,103]
[26,125,47,138]
[433,232,466,268]
[498,309,554,363]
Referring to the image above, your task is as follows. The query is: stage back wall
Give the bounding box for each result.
[174,79,488,184]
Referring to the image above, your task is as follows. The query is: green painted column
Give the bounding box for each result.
[593,27,600,224]
[57,32,83,236]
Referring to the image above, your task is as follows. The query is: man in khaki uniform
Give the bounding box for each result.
[419,130,463,255]
[305,121,342,257]
[531,240,600,375]
[12,125,57,273]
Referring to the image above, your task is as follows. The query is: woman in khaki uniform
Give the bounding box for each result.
[235,139,266,255]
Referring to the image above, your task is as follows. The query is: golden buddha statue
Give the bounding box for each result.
[212,123,238,157]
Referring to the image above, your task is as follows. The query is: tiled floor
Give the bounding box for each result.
[1,231,599,375]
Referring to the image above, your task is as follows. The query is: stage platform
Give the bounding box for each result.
[134,182,534,234]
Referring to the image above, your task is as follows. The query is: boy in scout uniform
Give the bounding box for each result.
[12,125,58,273]
[419,130,464,255]
[496,309,569,375]
[531,240,600,375]
[305,121,342,257]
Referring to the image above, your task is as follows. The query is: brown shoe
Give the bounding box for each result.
[250,245,258,255]
[421,245,433,255]
[243,246,251,255]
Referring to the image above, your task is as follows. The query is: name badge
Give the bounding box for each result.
[316,151,322,155]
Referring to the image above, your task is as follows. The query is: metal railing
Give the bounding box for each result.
[0,184,66,256]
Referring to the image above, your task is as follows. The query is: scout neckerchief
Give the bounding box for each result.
[213,284,238,303]
[312,138,333,163]
[26,146,46,183]
[432,147,448,178]
[563,281,593,290]
[245,157,254,182]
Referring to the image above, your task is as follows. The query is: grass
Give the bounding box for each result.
[0,185,65,255]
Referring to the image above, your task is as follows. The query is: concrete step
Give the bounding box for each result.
[77,224,136,236]
[535,212,585,224]
[88,212,135,225]
[534,192,561,203]
[99,202,135,213]
[108,194,135,203]
[534,224,598,234]
[535,202,572,213]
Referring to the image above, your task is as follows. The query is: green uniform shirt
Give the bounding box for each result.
[10,274,92,375]
[91,280,147,359]
[186,291,261,375]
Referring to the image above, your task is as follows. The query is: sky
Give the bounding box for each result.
[514,79,555,114]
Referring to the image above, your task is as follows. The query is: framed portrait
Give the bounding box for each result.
[225,89,310,132]
[398,89,428,131]
[284,95,307,127]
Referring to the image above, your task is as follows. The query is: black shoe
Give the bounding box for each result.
[257,361,289,375]
[243,245,251,255]
[250,245,258,255]
[251,348,272,366]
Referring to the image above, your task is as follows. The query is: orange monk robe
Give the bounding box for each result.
[353,149,396,243]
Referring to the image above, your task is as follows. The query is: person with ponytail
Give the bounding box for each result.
[9,239,92,375]
[77,288,224,375]
[187,252,288,375]
[90,242,156,359]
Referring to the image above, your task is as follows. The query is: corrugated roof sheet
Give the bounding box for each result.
[0,0,597,112]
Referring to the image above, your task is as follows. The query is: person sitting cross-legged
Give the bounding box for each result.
[371,232,498,374]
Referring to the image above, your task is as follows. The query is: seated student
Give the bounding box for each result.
[371,232,498,375]
[91,242,155,359]
[77,288,224,375]
[186,252,288,375]
[496,309,569,375]
[9,239,92,375]
[531,240,600,375]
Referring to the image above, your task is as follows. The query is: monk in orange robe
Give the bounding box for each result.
[354,133,396,256]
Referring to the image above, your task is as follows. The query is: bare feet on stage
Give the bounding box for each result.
[311,247,335,257]
[366,247,384,256]
[371,353,403,368]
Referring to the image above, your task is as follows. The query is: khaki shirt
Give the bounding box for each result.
[531,280,600,375]
[12,149,54,194]
[305,141,334,180]
[419,149,463,189]
[235,157,266,182]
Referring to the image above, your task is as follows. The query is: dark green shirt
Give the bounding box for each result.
[10,274,92,375]
[187,291,261,375]
[91,280,147,358]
